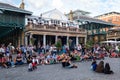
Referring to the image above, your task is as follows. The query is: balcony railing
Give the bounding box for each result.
[26,23,86,34]
[87,30,106,35]
[107,32,120,37]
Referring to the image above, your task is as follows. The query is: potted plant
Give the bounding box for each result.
[55,38,62,53]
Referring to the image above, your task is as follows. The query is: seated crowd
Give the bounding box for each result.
[0,43,119,73]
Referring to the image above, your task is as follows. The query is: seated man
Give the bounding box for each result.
[62,56,77,68]
[15,54,24,65]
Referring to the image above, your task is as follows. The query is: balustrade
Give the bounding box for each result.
[107,32,120,37]
[25,23,86,34]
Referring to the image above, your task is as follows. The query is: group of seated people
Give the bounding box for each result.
[0,48,115,74]
[0,48,110,71]
[109,51,119,58]
[62,50,105,62]
[91,60,114,74]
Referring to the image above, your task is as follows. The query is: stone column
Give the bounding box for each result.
[67,36,69,46]
[43,34,46,48]
[107,39,108,41]
[55,35,58,43]
[76,36,79,46]
[21,31,24,45]
[29,33,33,45]
[85,36,87,45]
[43,34,46,53]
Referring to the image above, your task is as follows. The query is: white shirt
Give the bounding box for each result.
[0,48,5,53]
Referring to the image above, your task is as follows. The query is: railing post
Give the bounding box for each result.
[56,26,58,31]
[44,25,46,29]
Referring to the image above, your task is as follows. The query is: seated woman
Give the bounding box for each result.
[104,63,114,74]
[95,61,104,73]
[91,60,97,71]
[15,54,24,65]
[0,55,8,68]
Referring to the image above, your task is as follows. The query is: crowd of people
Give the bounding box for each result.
[0,42,119,73]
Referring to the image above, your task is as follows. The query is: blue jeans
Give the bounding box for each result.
[15,61,24,65]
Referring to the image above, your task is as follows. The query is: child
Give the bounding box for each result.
[28,61,33,71]
[91,60,97,71]
[32,54,39,70]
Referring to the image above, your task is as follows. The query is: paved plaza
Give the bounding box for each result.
[0,57,120,80]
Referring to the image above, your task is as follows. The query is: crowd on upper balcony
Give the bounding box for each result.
[26,16,79,28]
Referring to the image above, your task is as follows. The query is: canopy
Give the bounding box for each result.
[101,41,120,44]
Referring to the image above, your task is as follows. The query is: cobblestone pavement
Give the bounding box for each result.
[0,57,120,80]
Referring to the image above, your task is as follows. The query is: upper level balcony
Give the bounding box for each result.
[25,23,86,34]
[88,30,106,35]
[25,16,87,35]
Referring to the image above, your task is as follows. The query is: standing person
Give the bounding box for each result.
[81,44,85,55]
[21,45,27,63]
[0,44,5,56]
[104,63,114,74]
[77,44,82,52]
[8,43,15,54]
[38,45,42,54]
[95,61,104,73]
[46,44,50,53]
[27,45,33,56]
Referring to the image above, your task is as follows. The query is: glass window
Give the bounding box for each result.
[108,18,112,22]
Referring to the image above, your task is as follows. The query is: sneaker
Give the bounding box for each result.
[12,65,15,68]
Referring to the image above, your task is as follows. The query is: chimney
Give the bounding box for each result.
[19,0,25,9]
[69,10,73,21]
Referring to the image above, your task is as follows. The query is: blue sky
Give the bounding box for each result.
[0,0,120,17]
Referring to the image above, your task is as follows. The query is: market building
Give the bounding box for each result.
[66,10,115,42]
[0,1,32,46]
[95,12,120,41]
[25,9,87,47]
